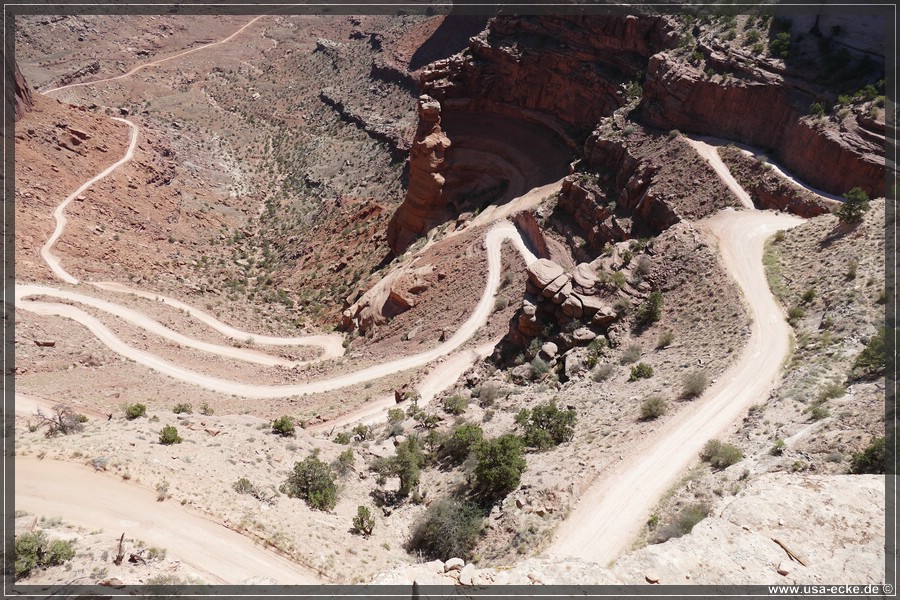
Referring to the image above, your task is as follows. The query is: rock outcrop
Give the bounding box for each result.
[7,36,33,121]
[341,262,437,333]
[385,95,452,255]
[639,47,885,198]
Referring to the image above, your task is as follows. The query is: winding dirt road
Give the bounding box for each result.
[15,457,320,584]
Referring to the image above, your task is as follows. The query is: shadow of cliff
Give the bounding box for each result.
[408,14,490,72]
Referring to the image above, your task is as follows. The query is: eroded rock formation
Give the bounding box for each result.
[8,35,34,121]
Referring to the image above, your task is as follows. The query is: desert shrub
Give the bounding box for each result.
[633,255,653,279]
[409,498,483,561]
[272,415,295,437]
[352,505,375,537]
[801,288,816,304]
[817,381,846,402]
[515,401,577,450]
[281,453,338,511]
[634,291,663,327]
[806,403,830,421]
[592,363,615,382]
[474,434,527,502]
[158,426,182,445]
[34,404,85,437]
[769,31,791,58]
[199,402,214,416]
[656,331,674,349]
[172,403,192,414]
[852,327,885,377]
[850,437,885,474]
[681,370,709,398]
[583,336,608,369]
[629,362,654,381]
[440,423,484,464]
[619,343,642,365]
[700,439,743,469]
[478,382,500,406]
[656,503,709,543]
[334,432,351,445]
[530,357,550,380]
[372,437,423,499]
[787,305,805,324]
[387,408,405,424]
[493,297,509,312]
[233,477,254,494]
[770,438,785,456]
[353,423,374,441]
[837,187,870,223]
[809,102,826,117]
[125,403,146,420]
[333,448,355,476]
[442,395,469,416]
[640,396,667,421]
[15,531,75,579]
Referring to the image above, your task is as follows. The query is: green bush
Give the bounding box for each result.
[837,187,870,223]
[387,408,406,424]
[409,498,483,561]
[817,382,846,402]
[281,453,338,511]
[700,439,743,469]
[172,403,192,414]
[629,362,654,381]
[372,437,424,499]
[333,448,355,476]
[272,415,295,437]
[635,291,663,327]
[806,403,830,421]
[770,438,785,456]
[801,288,816,304]
[442,395,469,416]
[809,102,826,117]
[515,401,577,450]
[334,432,351,445]
[158,425,182,445]
[850,437,885,474]
[639,396,667,421]
[233,477,254,494]
[441,423,484,464]
[125,403,146,420]
[656,331,674,349]
[199,402,214,416]
[529,357,550,380]
[681,370,709,398]
[852,328,885,377]
[353,423,374,441]
[656,503,710,543]
[352,505,375,537]
[769,31,791,58]
[474,434,527,502]
[15,531,76,579]
[478,382,500,406]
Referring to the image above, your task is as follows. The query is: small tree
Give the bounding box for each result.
[172,403,192,414]
[442,395,469,416]
[159,426,182,445]
[352,505,376,537]
[440,423,484,464]
[333,432,351,445]
[852,328,885,377]
[850,437,885,474]
[629,362,654,381]
[34,404,85,437]
[387,408,406,424]
[474,434,527,502]
[272,415,296,437]
[15,531,76,579]
[837,187,870,223]
[372,436,424,499]
[515,401,577,450]
[125,403,146,420]
[634,291,663,327]
[639,396,667,421]
[409,498,483,561]
[333,448,355,476]
[281,453,338,511]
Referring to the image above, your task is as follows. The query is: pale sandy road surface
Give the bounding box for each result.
[14,457,321,584]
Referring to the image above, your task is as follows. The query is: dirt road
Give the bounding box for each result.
[15,457,320,584]
[41,16,266,95]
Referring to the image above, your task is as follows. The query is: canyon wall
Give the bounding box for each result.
[7,36,33,121]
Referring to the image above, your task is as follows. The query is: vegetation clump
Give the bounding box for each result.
[515,400,577,450]
[852,327,884,377]
[681,370,709,399]
[440,423,484,464]
[850,437,885,474]
[629,362,654,381]
[352,505,375,537]
[700,439,743,469]
[158,425,182,445]
[125,403,146,420]
[837,187,870,223]
[474,434,527,502]
[272,415,296,437]
[281,452,338,511]
[639,396,667,421]
[15,531,76,579]
[409,498,483,561]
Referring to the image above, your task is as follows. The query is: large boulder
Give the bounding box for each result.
[528,259,565,290]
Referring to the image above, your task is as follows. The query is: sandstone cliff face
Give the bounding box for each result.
[639,49,885,198]
[7,36,34,121]
[422,14,679,135]
[385,95,452,255]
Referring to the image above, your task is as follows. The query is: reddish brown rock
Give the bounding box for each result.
[527,259,565,290]
[386,95,452,255]
[7,38,33,121]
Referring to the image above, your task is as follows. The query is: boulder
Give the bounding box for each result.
[551,280,573,305]
[444,558,465,572]
[572,327,597,342]
[572,263,598,293]
[561,294,584,318]
[540,342,558,359]
[459,563,476,585]
[542,274,569,298]
[527,259,565,290]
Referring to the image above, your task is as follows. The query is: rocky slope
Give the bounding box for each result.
[9,46,34,120]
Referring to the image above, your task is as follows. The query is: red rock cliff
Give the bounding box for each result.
[7,36,33,121]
